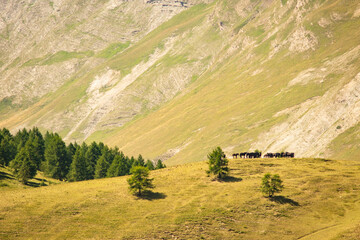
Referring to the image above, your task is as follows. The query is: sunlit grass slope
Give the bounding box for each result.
[100,0,360,164]
[0,3,213,134]
[1,157,360,239]
[0,166,61,191]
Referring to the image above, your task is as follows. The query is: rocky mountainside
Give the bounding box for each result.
[1,0,360,164]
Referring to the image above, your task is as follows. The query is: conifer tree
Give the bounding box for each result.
[94,155,110,179]
[137,154,145,166]
[80,142,88,155]
[24,129,45,170]
[155,159,166,169]
[128,156,135,169]
[11,147,36,184]
[107,153,127,177]
[0,129,17,166]
[261,173,284,197]
[67,147,88,181]
[30,127,45,164]
[206,147,229,179]
[127,166,154,196]
[145,160,155,170]
[66,142,77,158]
[85,142,101,179]
[14,128,29,147]
[43,133,68,180]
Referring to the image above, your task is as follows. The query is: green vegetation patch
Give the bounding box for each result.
[96,42,130,59]
[43,51,94,65]
[328,123,360,161]
[161,54,190,67]
[22,51,94,67]
[246,26,265,38]
[0,96,17,114]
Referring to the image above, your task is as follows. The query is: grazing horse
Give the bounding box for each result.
[240,152,247,158]
[264,153,274,158]
[246,152,260,158]
[286,152,294,158]
[232,153,239,159]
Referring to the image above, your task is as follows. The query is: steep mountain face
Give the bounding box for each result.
[1,0,359,164]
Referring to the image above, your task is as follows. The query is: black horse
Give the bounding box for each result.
[240,152,247,158]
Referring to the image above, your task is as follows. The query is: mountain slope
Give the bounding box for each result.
[0,0,360,164]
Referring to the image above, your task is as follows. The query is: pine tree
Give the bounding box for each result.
[155,159,166,169]
[94,155,109,179]
[18,153,37,184]
[24,130,45,170]
[127,166,154,196]
[107,153,127,177]
[145,160,155,170]
[30,127,45,165]
[43,133,69,180]
[66,142,77,158]
[14,128,29,149]
[137,154,145,166]
[11,147,36,184]
[85,142,101,179]
[80,142,88,156]
[0,129,17,166]
[206,147,229,179]
[261,173,284,197]
[67,147,88,181]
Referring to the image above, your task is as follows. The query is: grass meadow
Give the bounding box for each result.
[1,157,360,239]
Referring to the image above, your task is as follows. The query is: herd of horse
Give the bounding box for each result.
[232,151,295,159]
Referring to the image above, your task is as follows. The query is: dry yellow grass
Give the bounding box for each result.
[1,157,360,239]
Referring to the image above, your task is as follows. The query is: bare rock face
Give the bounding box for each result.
[288,26,318,53]
[253,46,360,158]
[0,0,190,105]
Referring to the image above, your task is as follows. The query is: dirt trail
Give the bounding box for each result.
[297,200,360,240]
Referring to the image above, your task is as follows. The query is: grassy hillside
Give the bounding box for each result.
[97,0,360,164]
[0,166,61,190]
[1,157,360,239]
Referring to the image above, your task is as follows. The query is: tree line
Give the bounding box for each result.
[0,127,165,184]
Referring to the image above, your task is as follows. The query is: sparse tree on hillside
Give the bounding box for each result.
[127,166,154,196]
[206,147,229,179]
[261,173,284,197]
